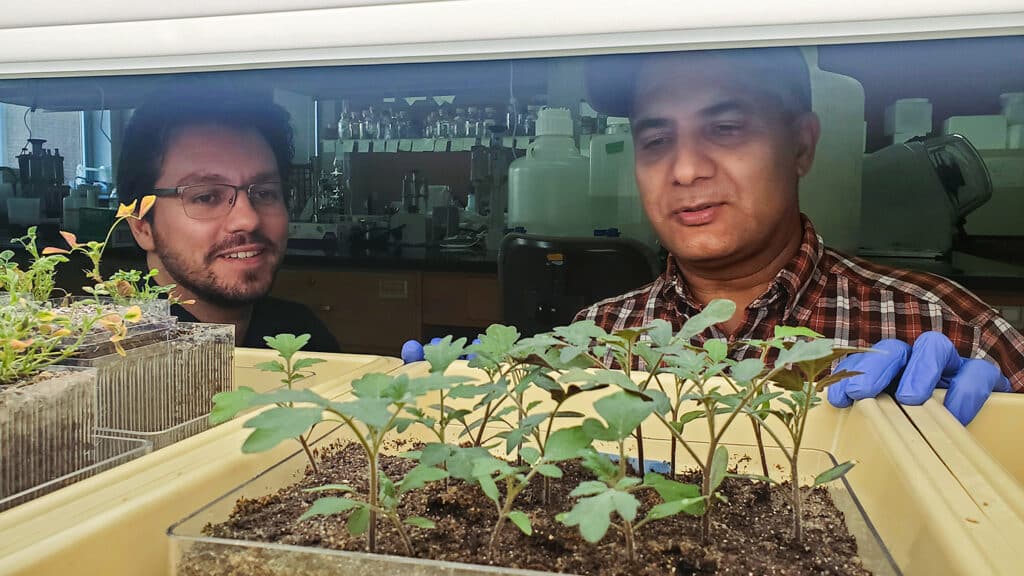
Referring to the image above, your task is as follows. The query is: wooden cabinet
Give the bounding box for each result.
[272,267,423,356]
[421,272,501,329]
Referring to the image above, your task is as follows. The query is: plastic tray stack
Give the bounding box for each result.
[72,322,236,450]
[0,366,97,502]
[0,435,151,512]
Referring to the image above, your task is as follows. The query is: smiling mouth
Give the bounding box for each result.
[220,248,265,260]
[675,202,722,214]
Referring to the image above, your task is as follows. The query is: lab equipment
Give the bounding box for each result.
[884,98,933,143]
[860,133,992,258]
[799,46,866,254]
[507,107,591,237]
[588,116,657,248]
[16,137,69,218]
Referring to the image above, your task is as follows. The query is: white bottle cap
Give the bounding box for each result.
[536,107,574,137]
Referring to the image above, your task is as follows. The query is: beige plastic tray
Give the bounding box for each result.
[900,390,1024,545]
[166,360,1017,576]
[0,349,402,576]
[389,362,1021,575]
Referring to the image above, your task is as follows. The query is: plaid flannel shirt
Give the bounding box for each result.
[574,216,1024,392]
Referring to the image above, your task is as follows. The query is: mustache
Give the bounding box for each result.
[205,233,278,263]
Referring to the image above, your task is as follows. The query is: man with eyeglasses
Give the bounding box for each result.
[117,89,340,352]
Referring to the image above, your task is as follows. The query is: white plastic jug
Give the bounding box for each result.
[588,117,657,247]
[799,46,866,255]
[508,108,591,236]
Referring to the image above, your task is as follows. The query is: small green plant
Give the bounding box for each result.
[0,296,129,386]
[558,392,704,563]
[42,195,192,306]
[0,226,69,301]
[214,311,868,568]
[468,425,591,557]
[213,335,465,555]
[212,334,327,472]
[744,327,863,545]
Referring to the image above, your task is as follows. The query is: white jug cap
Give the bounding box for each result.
[536,107,574,137]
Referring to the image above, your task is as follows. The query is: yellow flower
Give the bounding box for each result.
[122,305,143,323]
[60,230,80,249]
[116,199,138,219]
[138,195,157,219]
[9,339,33,351]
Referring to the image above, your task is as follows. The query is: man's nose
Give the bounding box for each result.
[671,137,715,186]
[224,189,261,232]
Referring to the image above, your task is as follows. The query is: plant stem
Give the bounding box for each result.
[298,433,320,475]
[791,455,802,546]
[388,511,415,556]
[751,418,770,480]
[368,454,378,553]
[623,520,637,564]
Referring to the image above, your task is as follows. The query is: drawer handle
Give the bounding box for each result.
[318,304,332,312]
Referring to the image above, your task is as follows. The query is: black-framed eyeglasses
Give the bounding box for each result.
[151,182,286,221]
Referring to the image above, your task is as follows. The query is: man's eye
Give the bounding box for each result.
[710,123,744,138]
[186,188,227,205]
[251,187,283,204]
[638,134,670,151]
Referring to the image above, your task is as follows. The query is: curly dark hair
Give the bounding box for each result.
[115,86,294,212]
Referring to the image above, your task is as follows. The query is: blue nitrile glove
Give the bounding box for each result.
[400,337,482,364]
[827,332,1011,425]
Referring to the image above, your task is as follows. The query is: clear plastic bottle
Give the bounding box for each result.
[508,107,591,236]
[799,46,866,254]
[588,117,657,247]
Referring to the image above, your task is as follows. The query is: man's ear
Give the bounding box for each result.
[793,111,821,178]
[127,216,155,251]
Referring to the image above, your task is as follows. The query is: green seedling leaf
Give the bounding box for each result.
[553,321,608,347]
[210,387,258,424]
[507,510,533,535]
[468,325,521,370]
[332,397,394,430]
[404,516,436,529]
[263,333,311,361]
[418,443,454,467]
[536,464,563,478]
[399,466,449,494]
[299,496,362,521]
[776,339,837,366]
[679,299,735,339]
[448,384,487,399]
[500,413,548,453]
[447,446,492,481]
[254,360,286,373]
[543,426,592,461]
[771,369,807,392]
[647,319,673,348]
[560,490,640,543]
[703,339,728,363]
[579,449,619,483]
[774,326,825,339]
[571,480,609,497]
[478,474,500,502]
[241,406,324,453]
[560,345,587,365]
[351,372,397,399]
[643,473,701,502]
[813,460,857,486]
[709,445,729,493]
[634,342,663,374]
[347,505,370,535]
[730,358,765,383]
[582,391,655,442]
[292,357,327,372]
[519,446,541,465]
[646,496,707,520]
[424,335,468,373]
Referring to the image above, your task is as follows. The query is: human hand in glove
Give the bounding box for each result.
[826,331,1011,425]
[401,338,481,364]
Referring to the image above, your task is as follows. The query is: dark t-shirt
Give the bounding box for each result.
[171,297,341,353]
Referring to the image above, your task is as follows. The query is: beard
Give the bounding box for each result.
[152,230,283,308]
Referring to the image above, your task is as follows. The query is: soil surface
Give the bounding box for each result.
[185,442,874,576]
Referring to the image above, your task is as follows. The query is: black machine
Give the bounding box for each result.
[498,234,662,337]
